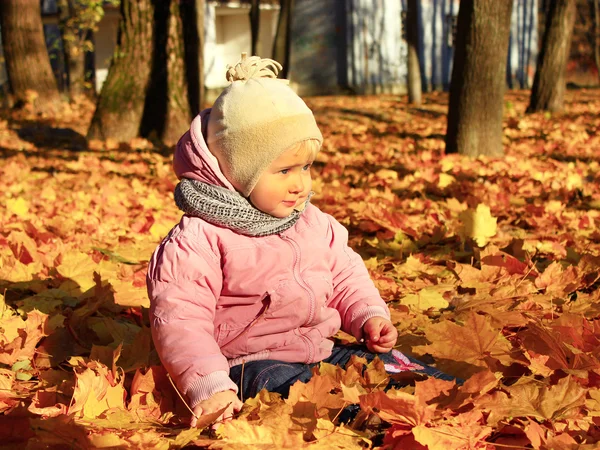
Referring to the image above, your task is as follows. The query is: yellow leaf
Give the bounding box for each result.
[413,421,493,450]
[400,287,449,311]
[110,279,150,308]
[6,197,29,218]
[0,256,41,283]
[57,251,98,292]
[214,417,304,449]
[459,204,497,247]
[87,432,127,448]
[566,173,583,190]
[438,173,455,188]
[481,376,586,426]
[545,200,563,213]
[341,383,366,404]
[69,363,126,419]
[311,419,371,448]
[149,217,173,241]
[414,310,512,377]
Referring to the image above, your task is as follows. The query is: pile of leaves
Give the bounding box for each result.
[1,89,600,449]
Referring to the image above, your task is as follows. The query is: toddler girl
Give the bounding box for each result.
[147,54,453,427]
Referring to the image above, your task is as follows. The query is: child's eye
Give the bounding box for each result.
[280,169,290,174]
[302,163,312,171]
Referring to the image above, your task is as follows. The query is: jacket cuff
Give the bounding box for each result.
[186,371,239,409]
[350,305,391,340]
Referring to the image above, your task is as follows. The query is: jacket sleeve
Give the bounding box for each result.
[323,213,391,340]
[147,230,238,408]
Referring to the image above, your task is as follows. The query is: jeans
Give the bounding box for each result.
[229,344,458,401]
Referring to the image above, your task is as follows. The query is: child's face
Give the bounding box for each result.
[249,146,314,218]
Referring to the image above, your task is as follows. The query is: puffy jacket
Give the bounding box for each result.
[147,111,390,407]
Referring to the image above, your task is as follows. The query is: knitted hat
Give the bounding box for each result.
[206,53,323,197]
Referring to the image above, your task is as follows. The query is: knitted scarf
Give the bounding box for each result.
[174,178,310,237]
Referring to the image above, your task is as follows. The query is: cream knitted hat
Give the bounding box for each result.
[206,53,323,197]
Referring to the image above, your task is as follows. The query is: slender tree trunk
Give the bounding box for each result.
[180,0,205,115]
[250,0,260,56]
[445,0,513,157]
[272,0,294,78]
[57,0,86,99]
[197,1,205,110]
[406,0,422,106]
[527,0,576,113]
[140,0,190,145]
[0,0,61,112]
[591,0,600,83]
[87,0,154,141]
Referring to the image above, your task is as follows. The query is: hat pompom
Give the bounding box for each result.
[225,52,287,84]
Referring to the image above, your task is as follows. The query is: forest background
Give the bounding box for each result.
[1,0,600,449]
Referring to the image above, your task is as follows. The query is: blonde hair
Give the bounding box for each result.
[288,139,321,161]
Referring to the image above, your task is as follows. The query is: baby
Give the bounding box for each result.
[147,54,451,427]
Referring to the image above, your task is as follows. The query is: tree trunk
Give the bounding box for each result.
[57,0,86,99]
[250,0,260,56]
[445,0,513,157]
[87,0,154,142]
[527,0,576,113]
[181,0,205,115]
[0,0,62,112]
[140,0,191,145]
[272,0,294,78]
[591,0,600,83]
[406,0,422,106]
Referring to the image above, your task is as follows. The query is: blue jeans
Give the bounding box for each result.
[229,345,458,400]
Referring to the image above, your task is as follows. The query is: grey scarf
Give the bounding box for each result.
[174,178,310,236]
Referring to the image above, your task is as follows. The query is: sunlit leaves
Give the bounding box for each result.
[1,91,600,447]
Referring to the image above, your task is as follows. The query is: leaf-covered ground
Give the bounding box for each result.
[1,90,600,449]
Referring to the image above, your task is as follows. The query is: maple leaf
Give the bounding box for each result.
[534,261,580,296]
[479,376,587,426]
[27,416,92,449]
[6,197,29,218]
[399,286,450,311]
[459,204,498,247]
[109,278,150,308]
[0,368,20,414]
[286,368,345,422]
[128,366,178,422]
[0,309,47,365]
[28,387,69,418]
[518,322,598,372]
[412,420,493,450]
[56,250,99,292]
[360,389,437,427]
[213,414,305,449]
[68,361,126,419]
[413,310,514,377]
[479,245,530,276]
[310,419,371,448]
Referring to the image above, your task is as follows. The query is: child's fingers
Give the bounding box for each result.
[190,406,203,427]
[377,334,396,344]
[364,320,384,341]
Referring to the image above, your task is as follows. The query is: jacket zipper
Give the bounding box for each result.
[280,233,315,363]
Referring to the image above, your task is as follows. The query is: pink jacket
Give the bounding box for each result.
[147,111,390,407]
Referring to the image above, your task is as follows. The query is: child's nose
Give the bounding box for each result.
[289,175,304,193]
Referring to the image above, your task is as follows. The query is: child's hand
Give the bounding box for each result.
[190,390,243,428]
[362,317,398,353]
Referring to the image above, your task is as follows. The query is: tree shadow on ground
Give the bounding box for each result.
[14,122,88,152]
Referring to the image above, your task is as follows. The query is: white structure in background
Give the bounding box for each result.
[0,0,538,98]
[94,1,280,94]
[204,2,279,91]
[296,0,538,95]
